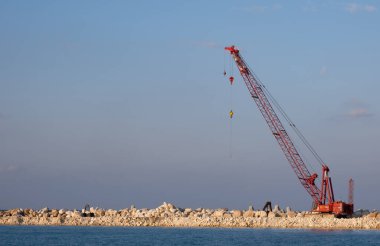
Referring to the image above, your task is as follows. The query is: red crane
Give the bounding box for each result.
[225,45,353,216]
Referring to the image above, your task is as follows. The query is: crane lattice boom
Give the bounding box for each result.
[225,46,321,204]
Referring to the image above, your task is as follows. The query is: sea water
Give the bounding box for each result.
[0,226,379,245]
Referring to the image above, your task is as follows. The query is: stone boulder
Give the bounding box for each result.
[273,205,282,213]
[51,209,59,217]
[255,211,268,218]
[366,212,378,218]
[286,211,297,218]
[119,209,130,217]
[182,208,192,217]
[105,209,117,217]
[159,202,176,211]
[16,209,25,217]
[95,209,105,217]
[24,209,32,216]
[243,210,255,218]
[72,211,82,218]
[212,210,225,217]
[296,212,305,218]
[223,213,232,218]
[7,209,19,216]
[232,210,243,217]
[268,212,281,218]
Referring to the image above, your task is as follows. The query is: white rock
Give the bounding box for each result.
[232,210,243,217]
[255,211,268,218]
[273,205,281,213]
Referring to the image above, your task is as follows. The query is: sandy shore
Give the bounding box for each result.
[1,203,379,230]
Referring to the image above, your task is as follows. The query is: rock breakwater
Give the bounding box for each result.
[1,202,379,229]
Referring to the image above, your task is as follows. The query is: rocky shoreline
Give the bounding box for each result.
[1,203,379,230]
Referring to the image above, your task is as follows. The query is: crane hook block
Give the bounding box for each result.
[229,76,234,85]
[229,110,234,118]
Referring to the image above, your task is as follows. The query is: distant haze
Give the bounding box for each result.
[0,1,379,211]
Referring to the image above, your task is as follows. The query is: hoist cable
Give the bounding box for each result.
[240,55,325,167]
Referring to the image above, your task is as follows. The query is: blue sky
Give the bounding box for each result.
[0,0,379,211]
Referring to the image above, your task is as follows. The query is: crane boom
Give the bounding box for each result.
[225,46,321,204]
[225,45,353,215]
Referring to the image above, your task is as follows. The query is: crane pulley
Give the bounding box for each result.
[225,45,353,216]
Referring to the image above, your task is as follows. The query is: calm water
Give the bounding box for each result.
[0,226,379,245]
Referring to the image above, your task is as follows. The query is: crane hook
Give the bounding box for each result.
[229,76,234,85]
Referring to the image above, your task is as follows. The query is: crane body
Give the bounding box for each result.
[225,45,353,216]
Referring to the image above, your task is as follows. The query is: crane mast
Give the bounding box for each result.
[225,45,353,215]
